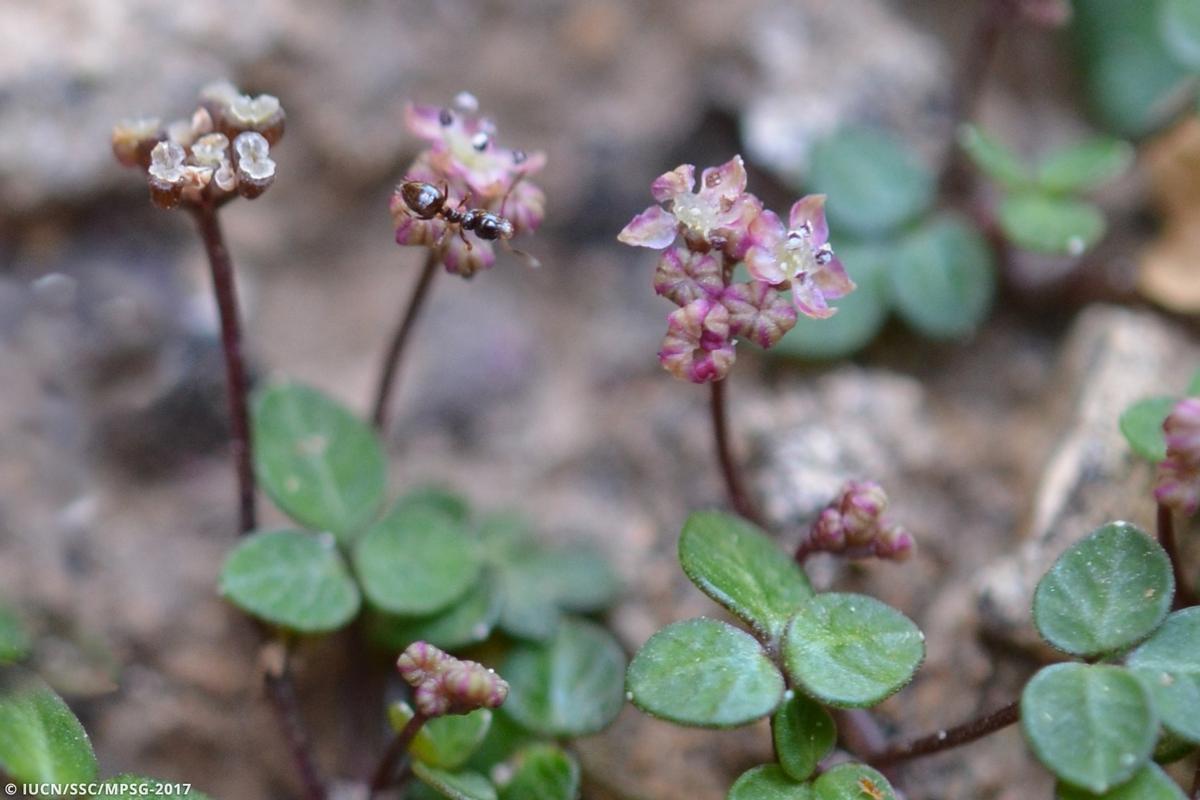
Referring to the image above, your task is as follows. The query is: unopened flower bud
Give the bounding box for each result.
[112,117,162,168]
[653,246,722,307]
[873,523,915,561]
[721,280,797,349]
[810,507,846,551]
[1163,398,1200,465]
[839,480,889,546]
[442,663,509,711]
[1154,398,1200,516]
[658,297,735,383]
[396,641,509,718]
[233,132,276,198]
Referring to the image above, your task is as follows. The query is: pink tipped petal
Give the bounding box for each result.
[813,256,855,299]
[792,276,836,319]
[405,103,452,141]
[789,194,830,244]
[618,205,679,249]
[699,155,747,199]
[745,245,786,284]
[651,164,696,202]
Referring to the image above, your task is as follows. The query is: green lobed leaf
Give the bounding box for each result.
[1160,0,1200,69]
[1056,763,1186,800]
[353,507,481,616]
[774,241,890,360]
[368,575,501,653]
[219,529,361,633]
[1033,522,1174,657]
[1021,663,1158,793]
[1119,397,1175,463]
[495,544,620,642]
[252,382,386,542]
[959,125,1031,190]
[389,702,493,770]
[464,710,537,776]
[1128,607,1200,743]
[96,775,213,799]
[0,605,31,665]
[782,593,924,709]
[477,512,538,564]
[889,214,995,340]
[807,127,935,239]
[502,618,626,737]
[412,762,497,800]
[0,673,97,784]
[772,692,836,782]
[727,764,813,800]
[679,511,813,643]
[1036,138,1134,194]
[627,617,785,728]
[497,745,580,800]
[999,192,1106,255]
[812,763,897,800]
[1072,0,1191,137]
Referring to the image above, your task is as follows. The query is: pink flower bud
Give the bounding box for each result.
[839,480,889,546]
[1155,456,1200,516]
[873,523,916,561]
[653,247,723,306]
[396,641,509,718]
[810,507,846,551]
[397,641,451,687]
[1164,398,1200,466]
[658,298,735,383]
[721,280,797,349]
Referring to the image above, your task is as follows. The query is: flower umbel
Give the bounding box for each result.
[620,155,854,382]
[390,93,545,277]
[1154,397,1200,515]
[396,641,509,718]
[796,480,915,562]
[113,81,284,209]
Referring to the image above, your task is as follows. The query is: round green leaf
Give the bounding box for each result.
[1119,396,1175,463]
[627,618,785,728]
[1128,607,1200,743]
[782,593,924,709]
[1033,522,1174,657]
[252,382,385,542]
[503,618,626,737]
[354,508,481,616]
[959,124,1031,190]
[219,529,361,633]
[727,764,813,800]
[1073,0,1190,137]
[1160,0,1200,69]
[889,214,995,339]
[772,692,836,782]
[389,701,492,770]
[1021,663,1158,793]
[412,762,497,800]
[679,511,813,643]
[774,242,890,360]
[812,764,896,800]
[497,745,580,800]
[0,675,97,784]
[0,605,31,665]
[532,545,621,613]
[999,192,1106,255]
[1056,763,1186,800]
[368,575,501,652]
[98,775,213,799]
[1036,138,1133,194]
[807,127,935,238]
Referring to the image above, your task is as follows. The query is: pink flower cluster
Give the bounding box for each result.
[396,641,509,717]
[619,156,855,383]
[112,81,284,209]
[1155,398,1200,515]
[795,480,915,563]
[390,93,545,277]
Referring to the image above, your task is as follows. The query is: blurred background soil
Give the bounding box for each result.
[1,1,1198,798]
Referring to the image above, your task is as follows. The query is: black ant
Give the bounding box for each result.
[398,180,516,243]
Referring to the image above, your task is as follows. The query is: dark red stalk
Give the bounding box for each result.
[709,378,768,528]
[371,250,440,433]
[871,701,1020,767]
[368,711,428,798]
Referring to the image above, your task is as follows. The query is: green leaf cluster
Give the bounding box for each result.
[627,512,923,795]
[1022,522,1198,795]
[777,126,994,359]
[961,125,1131,256]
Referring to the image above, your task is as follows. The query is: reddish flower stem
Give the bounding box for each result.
[870,700,1020,767]
[192,201,325,800]
[192,202,257,535]
[368,711,428,798]
[371,250,440,433]
[709,378,768,528]
[1158,504,1197,609]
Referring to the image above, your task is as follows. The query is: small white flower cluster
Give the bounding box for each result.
[112,81,284,209]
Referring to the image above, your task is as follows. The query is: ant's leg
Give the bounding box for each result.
[458,227,473,251]
[499,173,525,219]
